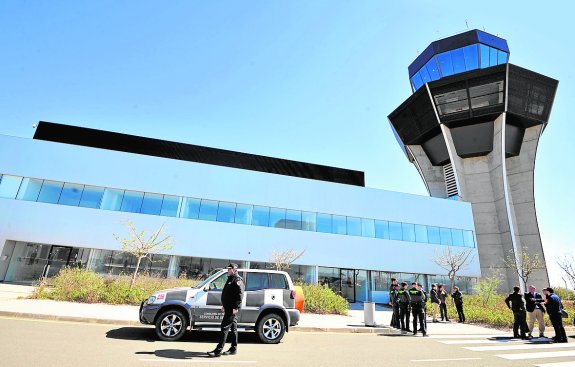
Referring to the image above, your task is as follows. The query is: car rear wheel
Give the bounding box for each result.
[155,309,188,341]
[257,313,285,344]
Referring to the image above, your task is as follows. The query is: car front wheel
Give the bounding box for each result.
[257,313,285,344]
[155,309,188,341]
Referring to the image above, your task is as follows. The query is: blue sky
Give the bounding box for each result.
[1,1,572,287]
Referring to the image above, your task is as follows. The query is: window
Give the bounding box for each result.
[100,188,124,211]
[440,227,453,245]
[437,51,454,77]
[160,195,180,217]
[452,229,465,247]
[235,204,253,225]
[463,230,475,247]
[389,221,402,240]
[425,57,441,80]
[479,44,490,68]
[411,73,424,91]
[285,210,302,230]
[245,272,269,291]
[209,273,229,291]
[427,226,441,244]
[489,47,498,66]
[450,48,466,74]
[217,202,236,223]
[332,215,346,235]
[414,224,428,243]
[374,220,389,239]
[252,206,270,227]
[361,218,375,238]
[16,178,43,201]
[36,180,63,204]
[301,211,316,231]
[58,183,84,206]
[462,44,479,70]
[316,213,332,233]
[402,223,415,242]
[198,199,218,221]
[269,207,286,228]
[269,273,288,289]
[79,185,104,208]
[120,190,144,213]
[140,193,163,215]
[346,217,361,236]
[180,197,201,219]
[0,175,23,199]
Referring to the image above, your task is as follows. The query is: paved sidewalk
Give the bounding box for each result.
[0,283,511,336]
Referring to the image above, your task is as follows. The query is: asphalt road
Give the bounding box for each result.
[1,316,574,367]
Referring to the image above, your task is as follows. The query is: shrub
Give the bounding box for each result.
[301,283,348,315]
[49,267,105,303]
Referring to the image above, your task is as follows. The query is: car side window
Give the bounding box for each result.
[209,273,228,291]
[245,272,269,291]
[269,274,288,289]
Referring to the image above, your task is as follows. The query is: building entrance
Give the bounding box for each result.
[340,268,356,303]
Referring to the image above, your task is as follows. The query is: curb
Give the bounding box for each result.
[0,311,399,334]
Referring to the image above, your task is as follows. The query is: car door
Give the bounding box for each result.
[239,272,269,324]
[193,271,228,323]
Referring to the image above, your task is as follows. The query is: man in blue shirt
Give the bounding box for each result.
[542,287,567,343]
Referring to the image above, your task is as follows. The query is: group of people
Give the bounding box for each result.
[505,285,568,343]
[388,278,467,337]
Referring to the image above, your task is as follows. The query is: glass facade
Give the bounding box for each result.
[0,173,476,248]
[410,43,509,91]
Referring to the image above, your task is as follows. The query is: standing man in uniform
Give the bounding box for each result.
[524,285,546,338]
[208,263,245,357]
[451,286,465,323]
[398,282,411,332]
[505,286,529,339]
[389,278,399,328]
[409,282,427,336]
[390,283,401,329]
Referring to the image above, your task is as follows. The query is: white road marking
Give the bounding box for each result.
[496,350,575,360]
[438,339,520,344]
[411,357,481,362]
[140,359,256,364]
[428,334,505,339]
[534,362,575,367]
[465,343,574,351]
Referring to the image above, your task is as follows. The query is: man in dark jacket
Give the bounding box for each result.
[398,282,411,332]
[389,283,401,329]
[208,263,245,357]
[451,286,465,323]
[524,285,546,338]
[543,287,567,343]
[409,282,427,336]
[505,286,529,339]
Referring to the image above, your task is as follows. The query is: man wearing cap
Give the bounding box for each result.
[543,287,567,343]
[208,263,245,357]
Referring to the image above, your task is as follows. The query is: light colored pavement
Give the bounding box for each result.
[0,283,536,336]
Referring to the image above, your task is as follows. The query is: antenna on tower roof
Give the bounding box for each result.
[465,20,469,29]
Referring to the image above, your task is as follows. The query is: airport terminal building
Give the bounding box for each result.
[0,122,480,302]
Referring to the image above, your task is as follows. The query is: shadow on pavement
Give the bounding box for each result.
[135,350,210,359]
[106,327,262,344]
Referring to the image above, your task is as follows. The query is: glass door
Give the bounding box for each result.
[340,268,356,303]
[42,246,73,278]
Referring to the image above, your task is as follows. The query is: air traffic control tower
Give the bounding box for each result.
[388,30,558,290]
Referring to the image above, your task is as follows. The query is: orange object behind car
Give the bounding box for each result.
[293,285,305,313]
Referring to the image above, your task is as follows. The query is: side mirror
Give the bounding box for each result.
[203,285,209,292]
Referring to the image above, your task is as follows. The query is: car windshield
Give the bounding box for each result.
[193,269,225,289]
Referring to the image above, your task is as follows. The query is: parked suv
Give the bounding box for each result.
[139,268,302,344]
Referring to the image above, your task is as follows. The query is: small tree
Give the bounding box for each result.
[476,269,502,306]
[432,247,474,292]
[113,220,173,289]
[556,253,575,290]
[268,249,305,271]
[503,244,545,291]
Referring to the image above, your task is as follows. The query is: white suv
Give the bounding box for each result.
[139,269,301,344]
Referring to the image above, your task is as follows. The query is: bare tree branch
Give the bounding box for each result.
[431,247,474,292]
[503,243,545,290]
[556,253,575,290]
[113,220,173,289]
[268,249,306,271]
